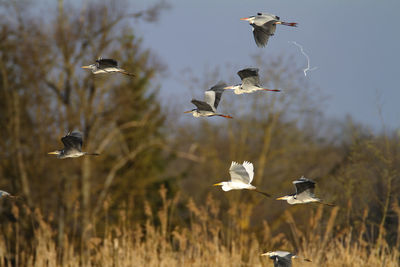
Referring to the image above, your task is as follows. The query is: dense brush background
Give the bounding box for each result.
[0,1,399,266]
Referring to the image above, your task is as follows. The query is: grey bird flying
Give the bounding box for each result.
[276,176,334,206]
[48,131,100,159]
[82,58,135,76]
[240,13,297,47]
[261,251,311,267]
[184,82,233,119]
[224,68,280,94]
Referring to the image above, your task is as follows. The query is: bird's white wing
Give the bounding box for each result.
[204,90,217,112]
[242,161,254,183]
[275,251,292,257]
[229,161,250,184]
[204,83,226,111]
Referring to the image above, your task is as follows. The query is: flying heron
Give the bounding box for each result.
[184,82,233,119]
[48,131,100,159]
[261,251,311,267]
[276,176,334,206]
[81,58,135,76]
[240,13,297,47]
[213,161,270,197]
[224,68,280,94]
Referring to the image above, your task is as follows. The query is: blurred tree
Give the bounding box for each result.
[0,0,170,260]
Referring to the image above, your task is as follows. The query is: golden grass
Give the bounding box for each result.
[0,187,399,267]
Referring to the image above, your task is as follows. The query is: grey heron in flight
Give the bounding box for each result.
[213,161,271,197]
[240,13,297,47]
[276,177,334,206]
[81,58,135,76]
[224,68,280,94]
[48,131,100,159]
[184,82,233,119]
[261,251,311,267]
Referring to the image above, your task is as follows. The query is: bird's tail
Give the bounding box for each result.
[254,189,271,197]
[262,88,281,92]
[281,22,298,27]
[217,114,233,119]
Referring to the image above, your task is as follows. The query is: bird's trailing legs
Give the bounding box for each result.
[85,152,100,156]
[262,88,281,92]
[292,255,312,262]
[276,21,298,27]
[1,194,21,200]
[215,114,233,119]
[318,201,335,207]
[253,189,271,197]
[119,70,135,77]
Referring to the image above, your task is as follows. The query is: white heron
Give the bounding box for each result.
[240,13,297,47]
[48,131,100,159]
[213,161,270,197]
[261,251,311,267]
[276,176,334,206]
[184,82,233,119]
[224,68,280,94]
[81,58,135,76]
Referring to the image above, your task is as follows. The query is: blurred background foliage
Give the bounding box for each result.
[0,0,399,266]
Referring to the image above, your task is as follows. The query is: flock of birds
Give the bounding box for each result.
[0,12,329,267]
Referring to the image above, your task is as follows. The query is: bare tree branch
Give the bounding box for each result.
[92,139,163,216]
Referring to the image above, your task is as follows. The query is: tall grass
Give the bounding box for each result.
[0,187,398,267]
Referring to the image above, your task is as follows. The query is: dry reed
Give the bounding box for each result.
[0,188,398,267]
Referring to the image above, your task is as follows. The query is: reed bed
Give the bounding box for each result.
[0,187,398,267]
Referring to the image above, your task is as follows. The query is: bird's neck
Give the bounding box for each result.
[287,197,297,204]
[193,110,201,117]
[56,150,64,158]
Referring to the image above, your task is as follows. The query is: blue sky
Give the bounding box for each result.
[38,0,400,130]
[132,0,400,130]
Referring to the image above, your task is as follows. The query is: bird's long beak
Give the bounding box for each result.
[213,183,223,186]
[184,110,192,113]
[223,85,234,90]
[276,196,285,200]
[260,253,269,256]
[275,21,282,24]
[240,17,250,21]
[48,151,58,155]
[81,65,91,69]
